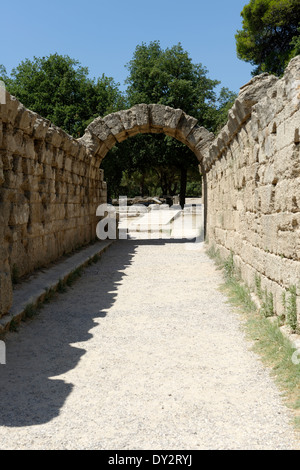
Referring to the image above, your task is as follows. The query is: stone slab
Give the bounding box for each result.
[0,240,114,333]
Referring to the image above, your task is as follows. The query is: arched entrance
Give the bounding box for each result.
[79,104,214,237]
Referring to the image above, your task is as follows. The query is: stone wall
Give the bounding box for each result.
[0,98,214,319]
[0,57,299,323]
[203,56,300,320]
[0,92,106,317]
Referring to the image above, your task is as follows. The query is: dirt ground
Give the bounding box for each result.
[0,239,298,450]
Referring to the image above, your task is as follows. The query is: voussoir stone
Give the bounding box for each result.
[103,113,127,143]
[175,113,198,143]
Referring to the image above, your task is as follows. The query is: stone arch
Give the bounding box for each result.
[78,103,214,238]
[79,104,214,166]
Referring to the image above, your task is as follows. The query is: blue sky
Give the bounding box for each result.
[0,0,253,95]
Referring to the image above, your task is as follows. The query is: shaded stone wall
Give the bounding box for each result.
[0,93,106,317]
[0,57,299,322]
[204,56,300,319]
[0,99,213,319]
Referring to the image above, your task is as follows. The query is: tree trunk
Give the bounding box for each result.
[140,173,145,196]
[180,167,187,209]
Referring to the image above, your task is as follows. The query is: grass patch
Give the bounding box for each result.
[9,318,19,332]
[261,291,274,318]
[24,303,38,319]
[206,243,300,431]
[286,285,298,333]
[57,279,67,293]
[65,267,83,286]
[43,287,55,304]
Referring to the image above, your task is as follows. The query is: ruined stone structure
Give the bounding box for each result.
[0,100,107,316]
[0,55,299,324]
[204,56,300,318]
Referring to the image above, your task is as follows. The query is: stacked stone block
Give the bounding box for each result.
[0,93,106,317]
[204,56,300,321]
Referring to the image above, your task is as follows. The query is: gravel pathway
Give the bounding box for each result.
[0,239,299,450]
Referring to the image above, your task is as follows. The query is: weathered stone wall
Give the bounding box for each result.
[0,92,106,317]
[203,56,300,320]
[0,99,214,319]
[0,57,299,323]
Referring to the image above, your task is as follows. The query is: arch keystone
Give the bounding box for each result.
[149,104,167,132]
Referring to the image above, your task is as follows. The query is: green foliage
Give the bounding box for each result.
[125,41,219,123]
[24,303,38,319]
[236,0,300,75]
[2,53,125,137]
[43,288,55,304]
[286,285,298,332]
[57,279,67,293]
[1,47,236,203]
[104,41,235,201]
[255,274,263,299]
[206,87,237,133]
[9,318,19,332]
[261,291,274,318]
[207,245,300,425]
[223,252,235,280]
[290,26,300,56]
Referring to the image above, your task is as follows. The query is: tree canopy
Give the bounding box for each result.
[1,54,125,136]
[236,0,300,76]
[1,46,236,204]
[102,41,235,205]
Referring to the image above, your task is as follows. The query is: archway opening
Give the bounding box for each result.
[100,132,204,241]
[80,104,213,240]
[101,133,202,206]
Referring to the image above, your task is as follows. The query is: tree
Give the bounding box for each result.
[125,41,219,122]
[236,0,300,76]
[105,41,227,206]
[290,26,300,56]
[1,54,125,137]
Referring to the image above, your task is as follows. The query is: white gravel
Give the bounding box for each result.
[0,239,299,450]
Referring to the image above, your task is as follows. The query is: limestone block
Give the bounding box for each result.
[274,178,300,212]
[87,117,117,149]
[175,113,198,142]
[46,125,69,148]
[227,109,240,136]
[133,104,150,132]
[15,105,38,135]
[1,94,19,124]
[279,258,300,289]
[8,201,30,226]
[277,110,300,151]
[233,98,251,123]
[64,156,73,173]
[187,126,214,152]
[5,129,24,155]
[148,104,166,131]
[118,109,138,136]
[163,107,183,137]
[33,117,51,139]
[63,136,79,156]
[277,231,297,259]
[117,104,150,137]
[238,74,278,108]
[103,113,127,143]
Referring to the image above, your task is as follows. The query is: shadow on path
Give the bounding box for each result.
[0,238,195,427]
[0,241,140,427]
